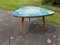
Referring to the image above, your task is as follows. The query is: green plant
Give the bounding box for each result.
[42,0,53,5]
[42,0,60,6]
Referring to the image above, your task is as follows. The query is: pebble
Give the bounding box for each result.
[47,38,52,43]
[53,35,56,38]
[19,36,22,38]
[53,43,55,45]
[10,37,14,39]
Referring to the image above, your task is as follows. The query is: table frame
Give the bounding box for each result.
[20,16,46,33]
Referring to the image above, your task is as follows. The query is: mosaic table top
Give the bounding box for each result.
[13,6,54,17]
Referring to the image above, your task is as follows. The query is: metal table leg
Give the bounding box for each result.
[42,16,46,31]
[20,17,24,33]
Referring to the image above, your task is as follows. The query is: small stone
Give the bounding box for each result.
[53,43,55,45]
[47,38,52,43]
[10,37,14,39]
[53,35,56,38]
[19,36,22,38]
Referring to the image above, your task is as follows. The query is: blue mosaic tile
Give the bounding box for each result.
[13,6,54,17]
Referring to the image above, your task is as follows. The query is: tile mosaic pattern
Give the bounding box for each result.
[13,6,54,17]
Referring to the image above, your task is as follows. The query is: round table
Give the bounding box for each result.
[13,6,54,33]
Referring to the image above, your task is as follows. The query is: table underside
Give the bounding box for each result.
[20,16,46,33]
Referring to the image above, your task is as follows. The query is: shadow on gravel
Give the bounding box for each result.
[29,20,56,34]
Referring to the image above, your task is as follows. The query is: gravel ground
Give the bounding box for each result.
[0,9,60,45]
